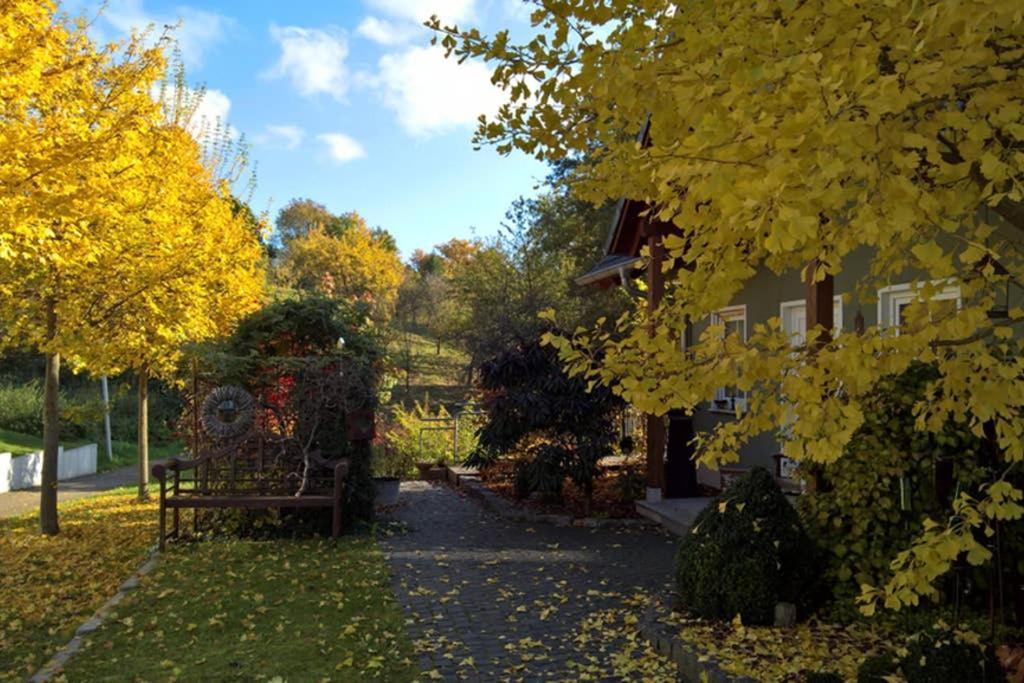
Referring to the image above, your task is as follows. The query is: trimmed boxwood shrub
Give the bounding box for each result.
[675,467,821,625]
[899,628,1004,682]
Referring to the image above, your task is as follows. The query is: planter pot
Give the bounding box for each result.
[374,477,401,506]
[416,462,446,481]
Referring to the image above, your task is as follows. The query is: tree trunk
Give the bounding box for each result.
[40,349,61,536]
[436,337,441,355]
[137,366,149,500]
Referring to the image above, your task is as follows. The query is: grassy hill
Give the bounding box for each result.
[389,326,473,408]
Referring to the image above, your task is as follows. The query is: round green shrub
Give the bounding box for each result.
[856,653,897,682]
[675,467,822,625]
[899,628,1003,682]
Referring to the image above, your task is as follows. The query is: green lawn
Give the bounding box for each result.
[0,427,49,456]
[0,427,181,473]
[63,535,418,682]
[390,326,472,407]
[100,439,183,473]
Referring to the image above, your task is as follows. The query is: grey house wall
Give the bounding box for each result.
[687,247,901,487]
[686,225,1022,489]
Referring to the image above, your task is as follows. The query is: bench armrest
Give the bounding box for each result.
[168,455,209,472]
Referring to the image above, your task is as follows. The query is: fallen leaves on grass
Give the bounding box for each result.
[665,609,890,681]
[62,535,417,681]
[0,490,157,682]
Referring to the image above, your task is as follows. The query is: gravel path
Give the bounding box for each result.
[380,481,678,681]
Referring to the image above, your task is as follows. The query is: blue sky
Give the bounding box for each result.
[68,0,547,257]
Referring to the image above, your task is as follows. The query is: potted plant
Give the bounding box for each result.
[416,457,447,481]
[371,445,405,506]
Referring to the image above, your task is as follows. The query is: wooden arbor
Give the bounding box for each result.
[576,200,699,499]
[152,356,376,549]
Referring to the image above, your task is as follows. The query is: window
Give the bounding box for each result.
[878,282,961,334]
[779,296,844,347]
[710,306,746,410]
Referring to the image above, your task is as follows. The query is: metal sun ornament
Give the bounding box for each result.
[200,385,255,439]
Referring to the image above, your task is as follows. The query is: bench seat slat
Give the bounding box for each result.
[164,495,333,509]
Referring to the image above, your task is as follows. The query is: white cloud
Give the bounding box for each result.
[318,133,367,163]
[266,25,350,101]
[375,45,506,137]
[356,16,417,46]
[102,0,230,68]
[256,124,305,150]
[364,0,476,23]
[502,0,535,22]
[159,86,237,139]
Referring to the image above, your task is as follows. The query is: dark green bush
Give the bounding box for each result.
[0,382,45,434]
[472,337,622,509]
[799,363,992,605]
[513,444,565,500]
[899,627,1003,682]
[856,653,897,682]
[675,467,821,625]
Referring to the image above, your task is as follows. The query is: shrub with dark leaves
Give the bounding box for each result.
[472,336,622,510]
[676,467,822,625]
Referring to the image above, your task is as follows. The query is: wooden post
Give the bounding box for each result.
[805,259,833,492]
[645,227,666,497]
[138,366,149,501]
[40,349,61,536]
[806,258,834,347]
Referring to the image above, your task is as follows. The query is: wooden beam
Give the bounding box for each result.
[806,258,834,349]
[645,228,666,494]
[805,258,833,493]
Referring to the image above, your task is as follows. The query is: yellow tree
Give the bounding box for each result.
[0,1,174,533]
[278,219,404,321]
[435,0,1024,610]
[66,122,265,500]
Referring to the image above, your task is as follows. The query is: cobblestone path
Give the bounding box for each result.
[380,481,678,681]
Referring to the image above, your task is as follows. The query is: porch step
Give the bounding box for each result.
[635,497,714,536]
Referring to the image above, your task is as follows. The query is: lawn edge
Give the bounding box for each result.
[28,544,161,683]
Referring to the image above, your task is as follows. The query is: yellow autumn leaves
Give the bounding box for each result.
[0,491,159,681]
[0,0,264,378]
[439,0,1024,613]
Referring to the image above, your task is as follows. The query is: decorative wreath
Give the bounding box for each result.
[200,385,255,440]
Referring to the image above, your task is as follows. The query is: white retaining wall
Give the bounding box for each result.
[0,443,98,493]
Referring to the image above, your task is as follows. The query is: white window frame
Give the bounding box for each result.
[779,296,844,346]
[710,305,747,410]
[878,281,961,334]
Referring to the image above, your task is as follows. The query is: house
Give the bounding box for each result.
[578,196,992,502]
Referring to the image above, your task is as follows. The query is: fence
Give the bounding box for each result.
[0,443,98,493]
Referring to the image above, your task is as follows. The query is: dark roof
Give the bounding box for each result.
[575,253,644,287]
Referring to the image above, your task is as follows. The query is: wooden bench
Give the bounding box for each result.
[151,455,350,551]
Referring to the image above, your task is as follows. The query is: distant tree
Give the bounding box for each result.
[436,238,481,276]
[371,227,399,253]
[414,252,445,277]
[278,224,404,321]
[275,198,345,243]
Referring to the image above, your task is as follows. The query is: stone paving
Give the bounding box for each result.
[380,481,678,681]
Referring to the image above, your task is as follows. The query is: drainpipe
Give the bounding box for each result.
[617,264,643,298]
